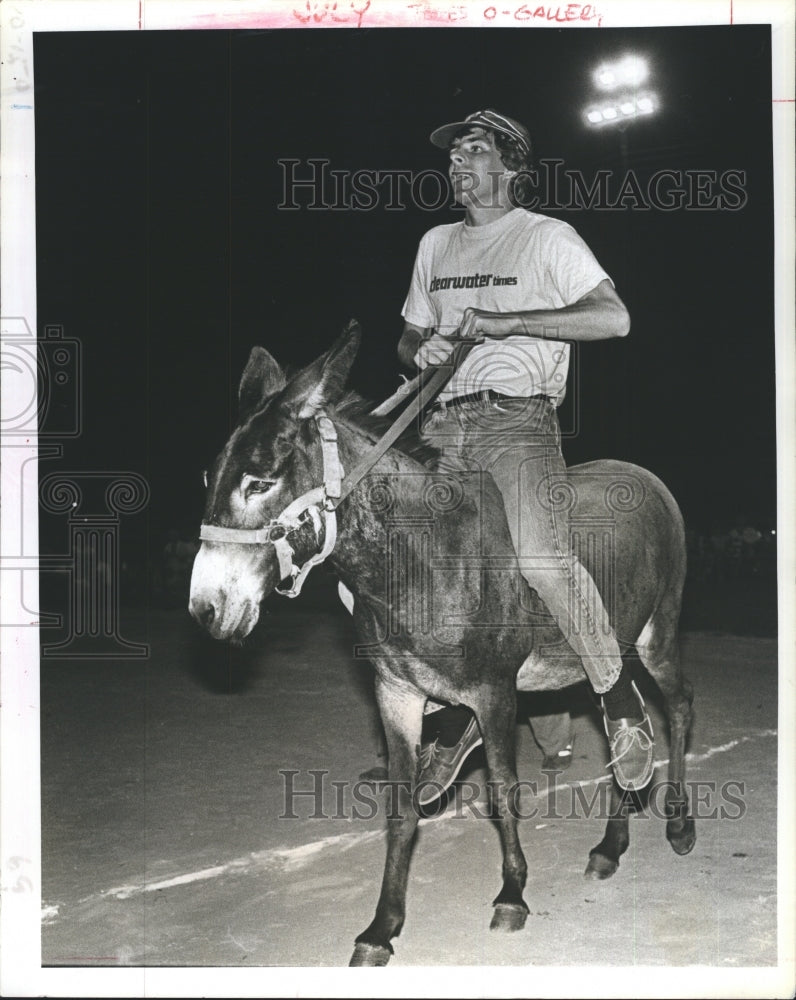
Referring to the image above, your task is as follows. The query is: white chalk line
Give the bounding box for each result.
[416,727,779,819]
[102,827,385,900]
[42,727,777,923]
[41,828,385,925]
[538,727,780,797]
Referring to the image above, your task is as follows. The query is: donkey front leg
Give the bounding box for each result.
[476,688,530,933]
[585,779,631,879]
[349,677,426,967]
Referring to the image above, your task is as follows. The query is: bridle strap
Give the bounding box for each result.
[272,534,297,582]
[275,503,336,598]
[200,524,275,545]
[315,415,342,502]
[199,417,342,599]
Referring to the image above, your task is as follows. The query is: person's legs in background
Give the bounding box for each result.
[529,710,573,771]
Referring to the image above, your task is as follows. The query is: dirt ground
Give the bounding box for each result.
[39,575,783,985]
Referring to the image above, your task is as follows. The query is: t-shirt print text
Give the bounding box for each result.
[429,272,519,291]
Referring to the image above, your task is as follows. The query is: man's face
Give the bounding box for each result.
[448,127,513,208]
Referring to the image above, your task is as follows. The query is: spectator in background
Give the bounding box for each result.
[707,521,729,584]
[741,521,763,577]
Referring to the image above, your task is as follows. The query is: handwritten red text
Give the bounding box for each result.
[483,3,602,24]
[292,0,372,28]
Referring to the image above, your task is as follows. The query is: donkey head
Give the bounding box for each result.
[189,321,360,641]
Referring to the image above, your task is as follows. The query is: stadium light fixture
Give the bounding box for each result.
[583,92,659,128]
[593,55,649,91]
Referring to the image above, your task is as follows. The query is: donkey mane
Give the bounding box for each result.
[332,391,440,469]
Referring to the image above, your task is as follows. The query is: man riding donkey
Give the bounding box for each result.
[394,108,654,796]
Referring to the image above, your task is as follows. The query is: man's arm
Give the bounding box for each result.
[401,280,629,370]
[458,278,630,344]
[398,321,432,368]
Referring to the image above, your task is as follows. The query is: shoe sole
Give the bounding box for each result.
[416,719,483,806]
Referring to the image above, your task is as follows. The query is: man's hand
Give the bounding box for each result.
[413,314,498,368]
[407,312,508,370]
[413,332,458,369]
[458,307,510,343]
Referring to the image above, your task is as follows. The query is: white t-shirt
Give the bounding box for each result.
[401,208,611,403]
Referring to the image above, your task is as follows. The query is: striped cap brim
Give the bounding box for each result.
[430,109,531,158]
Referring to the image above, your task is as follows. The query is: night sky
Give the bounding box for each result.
[33,25,775,552]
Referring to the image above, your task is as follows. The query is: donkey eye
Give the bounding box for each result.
[247,478,275,495]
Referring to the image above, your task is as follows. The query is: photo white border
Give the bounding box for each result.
[1,1,793,996]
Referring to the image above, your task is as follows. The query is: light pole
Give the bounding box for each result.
[582,55,659,172]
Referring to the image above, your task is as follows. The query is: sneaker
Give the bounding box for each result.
[416,716,483,806]
[602,681,655,791]
[541,744,573,772]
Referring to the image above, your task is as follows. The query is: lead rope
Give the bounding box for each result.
[330,338,477,509]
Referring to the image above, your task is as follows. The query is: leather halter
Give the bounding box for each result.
[197,340,475,598]
[199,415,341,598]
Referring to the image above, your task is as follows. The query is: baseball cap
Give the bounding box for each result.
[429,109,531,160]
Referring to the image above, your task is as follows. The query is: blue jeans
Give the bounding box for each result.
[421,395,622,694]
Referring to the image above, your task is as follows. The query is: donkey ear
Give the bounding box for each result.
[285,319,362,419]
[238,346,287,422]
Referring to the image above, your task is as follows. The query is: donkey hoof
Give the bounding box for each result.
[349,941,393,966]
[490,903,529,933]
[667,817,696,856]
[585,851,618,880]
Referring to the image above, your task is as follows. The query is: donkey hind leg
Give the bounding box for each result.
[349,677,426,968]
[637,623,696,856]
[585,622,696,878]
[476,688,530,933]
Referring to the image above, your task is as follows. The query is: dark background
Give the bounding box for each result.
[33,26,776,583]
